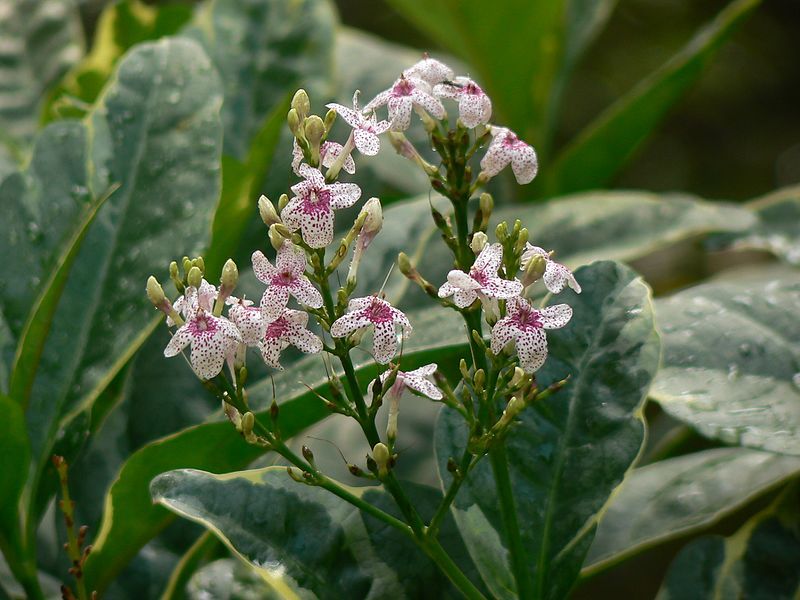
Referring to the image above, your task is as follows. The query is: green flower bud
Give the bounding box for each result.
[397,252,414,277]
[241,411,255,438]
[522,254,547,287]
[221,259,238,290]
[324,108,337,132]
[258,195,281,226]
[278,193,289,211]
[304,115,325,145]
[479,193,494,218]
[182,256,192,276]
[510,366,527,388]
[470,231,489,254]
[187,266,202,289]
[287,108,302,137]
[372,442,391,477]
[268,223,291,252]
[495,221,509,243]
[193,256,205,275]
[146,275,166,308]
[291,89,310,121]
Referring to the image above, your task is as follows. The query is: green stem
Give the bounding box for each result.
[489,445,534,599]
[427,449,473,538]
[422,538,486,600]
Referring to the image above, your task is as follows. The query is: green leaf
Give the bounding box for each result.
[23,37,223,528]
[84,306,469,594]
[162,532,221,600]
[0,0,83,143]
[436,261,661,599]
[541,0,761,196]
[185,559,282,600]
[151,468,478,599]
[0,394,30,564]
[584,447,800,576]
[650,265,800,455]
[711,185,800,266]
[43,0,192,122]
[657,485,800,600]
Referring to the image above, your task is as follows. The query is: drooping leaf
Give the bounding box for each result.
[151,468,479,599]
[436,261,660,599]
[657,485,800,600]
[651,265,800,455]
[584,447,800,576]
[711,185,800,266]
[43,0,193,122]
[0,0,83,143]
[541,0,761,196]
[23,37,223,526]
[83,307,468,594]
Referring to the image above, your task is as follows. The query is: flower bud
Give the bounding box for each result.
[522,254,547,287]
[268,223,292,251]
[169,260,181,286]
[146,276,167,309]
[304,115,326,148]
[291,89,310,121]
[324,108,337,132]
[287,108,302,137]
[397,252,414,277]
[510,366,527,388]
[218,259,238,307]
[182,256,192,277]
[479,192,494,217]
[515,227,529,255]
[241,411,255,438]
[470,231,488,254]
[372,442,391,477]
[193,256,205,275]
[187,266,203,289]
[278,193,289,211]
[258,195,281,226]
[495,221,509,243]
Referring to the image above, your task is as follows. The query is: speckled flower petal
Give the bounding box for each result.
[354,128,380,156]
[411,88,446,119]
[479,141,511,176]
[164,326,192,357]
[289,278,323,309]
[447,270,482,291]
[404,57,454,85]
[543,261,581,294]
[388,96,413,131]
[408,363,437,378]
[510,144,538,184]
[539,304,573,329]
[452,288,478,308]
[258,337,284,369]
[515,328,548,373]
[474,243,503,273]
[330,311,372,338]
[404,373,443,400]
[228,303,268,345]
[372,320,398,364]
[481,277,523,300]
[252,250,277,283]
[364,89,392,112]
[328,182,362,209]
[281,196,335,248]
[320,141,355,174]
[490,319,516,355]
[287,324,323,354]
[260,285,291,320]
[348,296,374,311]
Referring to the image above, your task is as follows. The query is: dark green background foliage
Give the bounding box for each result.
[0,0,798,598]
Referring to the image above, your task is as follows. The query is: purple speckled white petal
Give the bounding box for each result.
[326,102,360,128]
[447,270,482,291]
[260,285,291,320]
[490,319,516,355]
[481,277,523,300]
[539,304,573,329]
[164,325,192,357]
[320,142,356,174]
[452,288,479,308]
[259,337,283,369]
[474,243,503,273]
[411,88,446,119]
[404,373,443,400]
[290,278,323,309]
[288,324,323,355]
[408,363,437,378]
[364,89,392,112]
[372,320,398,364]
[348,296,374,311]
[330,311,372,338]
[544,261,581,294]
[252,251,277,283]
[354,128,380,156]
[275,242,306,275]
[511,144,538,184]
[388,96,413,131]
[479,142,509,177]
[228,303,267,345]
[328,182,362,210]
[515,328,548,373]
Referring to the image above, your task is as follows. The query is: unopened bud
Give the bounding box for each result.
[193,256,205,274]
[473,369,485,394]
[522,254,547,287]
[459,358,470,382]
[169,261,179,280]
[220,259,238,290]
[510,366,526,388]
[304,115,325,147]
[470,231,488,254]
[182,256,192,276]
[258,195,281,226]
[268,223,292,251]
[187,266,202,289]
[291,89,311,120]
[359,198,383,237]
[287,108,302,137]
[372,443,391,477]
[479,193,494,218]
[241,412,255,437]
[324,108,337,132]
[146,276,167,308]
[397,252,414,277]
[348,463,363,477]
[495,221,509,243]
[278,193,289,211]
[506,395,526,419]
[302,445,315,465]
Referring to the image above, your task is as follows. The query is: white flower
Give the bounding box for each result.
[480,126,538,184]
[291,139,355,176]
[259,308,322,369]
[433,77,492,128]
[326,92,391,156]
[163,286,242,379]
[438,243,523,308]
[282,164,362,248]
[168,279,216,326]
[375,363,443,440]
[252,242,323,320]
[226,297,269,346]
[490,297,572,373]
[364,76,446,131]
[404,56,454,86]
[330,296,411,364]
[521,244,581,294]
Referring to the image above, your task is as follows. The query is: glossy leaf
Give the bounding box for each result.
[542,0,761,196]
[651,265,800,455]
[0,0,83,143]
[185,559,281,600]
[43,0,192,122]
[585,447,800,575]
[152,468,479,599]
[0,395,30,562]
[712,185,800,266]
[83,306,468,594]
[436,261,661,599]
[657,485,800,600]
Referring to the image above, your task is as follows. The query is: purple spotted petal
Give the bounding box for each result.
[372,320,398,364]
[354,128,381,156]
[511,144,538,184]
[330,311,372,338]
[328,182,362,210]
[539,304,573,329]
[252,250,277,283]
[515,328,548,373]
[290,278,323,309]
[490,319,516,355]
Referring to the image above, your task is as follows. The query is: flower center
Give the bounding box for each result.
[274,270,295,286]
[366,300,393,323]
[471,269,489,287]
[502,132,526,150]
[516,307,543,331]
[303,187,331,214]
[190,314,218,337]
[464,82,481,96]
[393,79,414,97]
[266,318,288,339]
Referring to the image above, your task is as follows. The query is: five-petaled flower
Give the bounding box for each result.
[252,242,323,320]
[404,56,454,86]
[226,297,269,346]
[490,297,572,373]
[327,92,391,156]
[330,296,411,364]
[434,77,492,128]
[291,139,355,176]
[438,243,523,308]
[169,278,216,325]
[259,308,323,369]
[375,363,443,440]
[163,286,242,379]
[480,126,538,184]
[365,76,446,131]
[521,244,582,294]
[282,164,362,248]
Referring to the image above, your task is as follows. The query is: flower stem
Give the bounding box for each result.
[427,449,473,538]
[489,445,534,599]
[422,538,487,600]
